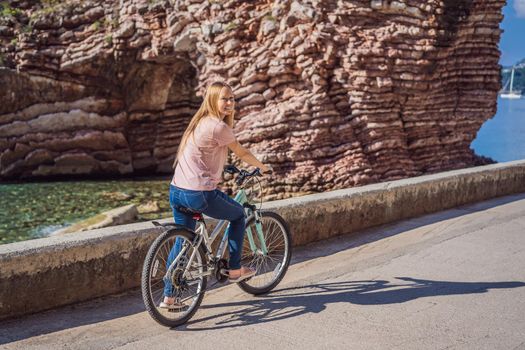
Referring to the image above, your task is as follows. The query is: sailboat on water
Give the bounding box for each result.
[500,66,522,99]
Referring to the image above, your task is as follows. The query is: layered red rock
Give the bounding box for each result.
[0,0,503,199]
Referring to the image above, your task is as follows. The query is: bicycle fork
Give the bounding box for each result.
[244,206,268,256]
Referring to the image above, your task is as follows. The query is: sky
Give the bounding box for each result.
[499,0,525,66]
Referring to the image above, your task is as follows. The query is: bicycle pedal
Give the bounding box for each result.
[219,268,229,276]
[168,306,188,313]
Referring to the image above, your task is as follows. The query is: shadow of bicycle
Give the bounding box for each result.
[183,277,525,330]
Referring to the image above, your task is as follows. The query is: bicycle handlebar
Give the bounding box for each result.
[223,164,271,186]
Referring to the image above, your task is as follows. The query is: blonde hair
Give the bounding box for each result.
[173,82,235,168]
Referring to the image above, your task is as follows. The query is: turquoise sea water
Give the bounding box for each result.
[0,179,172,244]
[471,97,525,162]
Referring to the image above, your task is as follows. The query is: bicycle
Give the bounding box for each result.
[141,165,292,327]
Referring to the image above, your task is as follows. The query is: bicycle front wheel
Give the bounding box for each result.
[238,210,292,295]
[141,227,207,327]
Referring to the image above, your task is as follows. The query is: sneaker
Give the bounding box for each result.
[228,266,256,283]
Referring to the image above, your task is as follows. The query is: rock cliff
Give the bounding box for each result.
[0,0,503,199]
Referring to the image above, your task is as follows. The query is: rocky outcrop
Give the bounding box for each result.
[50,203,138,235]
[0,0,503,199]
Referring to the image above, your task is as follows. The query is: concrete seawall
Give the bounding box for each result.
[1,160,524,320]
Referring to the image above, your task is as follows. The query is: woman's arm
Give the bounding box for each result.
[227,141,271,173]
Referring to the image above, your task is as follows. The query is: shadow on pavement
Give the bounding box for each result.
[184,277,525,331]
[0,288,145,345]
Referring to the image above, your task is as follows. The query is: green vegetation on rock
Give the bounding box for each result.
[263,14,277,22]
[224,21,239,31]
[91,19,102,30]
[30,0,77,23]
[0,2,22,19]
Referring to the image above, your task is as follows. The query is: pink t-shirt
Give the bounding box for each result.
[172,116,236,191]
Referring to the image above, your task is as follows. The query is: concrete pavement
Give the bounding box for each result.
[1,193,525,350]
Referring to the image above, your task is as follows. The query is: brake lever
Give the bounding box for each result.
[235,169,246,185]
[224,164,239,174]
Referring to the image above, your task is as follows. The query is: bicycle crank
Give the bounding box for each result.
[214,258,229,283]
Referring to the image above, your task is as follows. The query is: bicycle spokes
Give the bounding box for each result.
[240,212,290,292]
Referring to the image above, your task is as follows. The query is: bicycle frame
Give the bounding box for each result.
[164,188,268,281]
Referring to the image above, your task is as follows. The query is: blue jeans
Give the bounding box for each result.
[163,184,246,297]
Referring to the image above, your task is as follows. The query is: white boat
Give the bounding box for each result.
[500,92,522,99]
[500,67,522,99]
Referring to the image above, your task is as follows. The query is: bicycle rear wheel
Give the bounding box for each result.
[141,227,207,327]
[238,211,292,295]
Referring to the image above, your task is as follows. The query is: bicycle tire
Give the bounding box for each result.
[141,227,207,327]
[238,211,292,295]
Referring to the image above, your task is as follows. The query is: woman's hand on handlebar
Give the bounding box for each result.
[259,165,273,176]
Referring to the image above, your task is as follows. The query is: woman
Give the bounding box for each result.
[161,81,272,309]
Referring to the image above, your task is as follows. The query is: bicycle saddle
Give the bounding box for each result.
[176,205,204,220]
